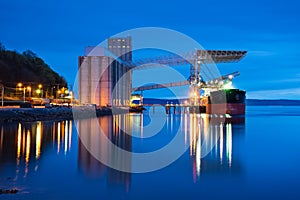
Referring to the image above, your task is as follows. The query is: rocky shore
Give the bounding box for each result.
[0,106,118,122]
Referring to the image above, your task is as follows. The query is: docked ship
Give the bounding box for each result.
[131,71,247,115]
[206,89,246,115]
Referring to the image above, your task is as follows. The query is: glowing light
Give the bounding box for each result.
[17,83,22,87]
[36,122,42,159]
[220,122,224,163]
[226,123,232,167]
[57,122,61,153]
[64,121,68,154]
[130,94,142,106]
[22,130,26,156]
[36,89,41,94]
[184,114,188,146]
[196,124,201,177]
[17,123,22,159]
[38,84,42,89]
[68,121,72,151]
[25,130,31,164]
[223,81,233,89]
[140,114,144,138]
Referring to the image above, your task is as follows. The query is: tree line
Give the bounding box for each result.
[0,43,67,88]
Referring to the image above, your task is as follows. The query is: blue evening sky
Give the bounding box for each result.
[1,0,300,99]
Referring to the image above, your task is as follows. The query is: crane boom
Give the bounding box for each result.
[130,50,246,70]
[132,71,240,92]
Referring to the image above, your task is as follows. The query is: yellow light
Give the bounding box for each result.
[57,90,61,94]
[38,84,42,89]
[36,89,41,94]
[25,130,31,164]
[17,123,22,159]
[64,90,69,94]
[17,83,22,87]
[36,122,42,159]
[57,122,61,153]
[27,86,31,90]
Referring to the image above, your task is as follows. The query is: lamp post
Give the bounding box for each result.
[17,82,22,98]
[51,86,55,98]
[38,84,43,98]
[23,87,26,102]
[57,90,61,99]
[27,86,31,98]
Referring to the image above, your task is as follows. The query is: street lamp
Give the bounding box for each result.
[36,89,41,95]
[38,84,43,98]
[27,86,31,97]
[57,90,61,99]
[16,83,25,101]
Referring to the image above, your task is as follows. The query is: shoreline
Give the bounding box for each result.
[0,107,124,122]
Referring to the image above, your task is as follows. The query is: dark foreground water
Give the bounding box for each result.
[0,106,300,200]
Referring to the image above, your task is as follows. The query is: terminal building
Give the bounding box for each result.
[78,37,132,106]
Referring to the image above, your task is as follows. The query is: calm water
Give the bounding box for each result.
[0,106,300,199]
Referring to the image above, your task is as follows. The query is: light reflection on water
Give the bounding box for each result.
[0,111,245,199]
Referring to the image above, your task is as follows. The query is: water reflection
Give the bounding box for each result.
[0,113,245,193]
[0,120,73,181]
[185,114,242,182]
[76,113,245,187]
[77,115,132,191]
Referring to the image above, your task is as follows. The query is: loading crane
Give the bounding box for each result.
[130,50,246,107]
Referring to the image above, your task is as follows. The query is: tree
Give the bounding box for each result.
[22,50,37,58]
[0,43,5,51]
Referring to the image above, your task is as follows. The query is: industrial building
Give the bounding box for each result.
[78,37,132,106]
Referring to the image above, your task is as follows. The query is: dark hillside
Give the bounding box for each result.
[0,43,66,87]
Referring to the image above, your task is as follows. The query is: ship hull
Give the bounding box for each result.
[207,89,246,115]
[207,103,245,115]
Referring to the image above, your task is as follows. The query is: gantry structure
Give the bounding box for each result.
[129,50,247,105]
